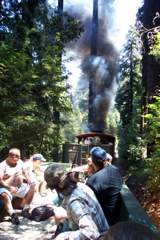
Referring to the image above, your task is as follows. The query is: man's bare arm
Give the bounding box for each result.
[66,164,89,172]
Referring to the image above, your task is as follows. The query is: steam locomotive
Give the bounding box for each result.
[62,131,115,167]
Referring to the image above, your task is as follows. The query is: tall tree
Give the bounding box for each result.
[52,0,64,160]
[58,0,63,11]
[88,0,99,131]
[116,27,142,127]
[116,27,143,168]
[139,0,160,131]
[0,0,83,160]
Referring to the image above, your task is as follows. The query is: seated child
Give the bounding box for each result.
[24,154,47,196]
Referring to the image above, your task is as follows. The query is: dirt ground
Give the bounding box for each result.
[0,216,55,240]
[0,190,57,240]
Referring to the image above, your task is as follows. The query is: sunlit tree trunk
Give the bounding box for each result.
[141,0,160,132]
[52,0,64,161]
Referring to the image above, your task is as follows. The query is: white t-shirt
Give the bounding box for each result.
[0,159,25,179]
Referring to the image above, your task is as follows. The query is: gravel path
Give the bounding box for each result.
[0,190,57,240]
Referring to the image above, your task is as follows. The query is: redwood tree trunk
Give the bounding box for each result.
[141,0,160,132]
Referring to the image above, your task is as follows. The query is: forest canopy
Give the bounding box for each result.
[0,0,83,160]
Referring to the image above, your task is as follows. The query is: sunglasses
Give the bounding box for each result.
[9,153,20,158]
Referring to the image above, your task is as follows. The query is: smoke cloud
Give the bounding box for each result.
[65,0,119,132]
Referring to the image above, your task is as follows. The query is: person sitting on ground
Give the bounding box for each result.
[0,148,36,225]
[86,147,123,226]
[24,154,47,196]
[67,152,113,177]
[101,221,159,240]
[44,163,109,240]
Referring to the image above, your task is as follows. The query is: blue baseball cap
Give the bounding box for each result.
[90,147,107,162]
[33,154,46,161]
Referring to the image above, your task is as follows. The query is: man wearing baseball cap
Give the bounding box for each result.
[86,147,123,226]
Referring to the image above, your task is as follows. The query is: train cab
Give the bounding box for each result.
[62,132,115,167]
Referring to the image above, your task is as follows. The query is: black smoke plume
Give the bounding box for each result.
[65,0,118,132]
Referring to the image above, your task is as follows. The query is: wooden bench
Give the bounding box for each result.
[116,184,160,237]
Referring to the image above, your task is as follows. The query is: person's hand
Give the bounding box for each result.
[26,179,32,185]
[66,168,72,172]
[25,178,36,187]
[2,174,11,180]
[9,186,19,194]
[28,182,36,188]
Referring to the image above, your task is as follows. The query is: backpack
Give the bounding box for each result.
[30,205,54,222]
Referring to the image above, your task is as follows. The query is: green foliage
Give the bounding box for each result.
[60,76,89,144]
[72,77,89,128]
[60,107,84,144]
[149,32,160,62]
[116,26,147,173]
[106,108,121,136]
[105,107,122,154]
[117,9,160,196]
[118,122,146,169]
[0,1,83,160]
[116,27,142,127]
[143,94,160,192]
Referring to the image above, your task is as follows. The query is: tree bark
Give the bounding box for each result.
[141,0,160,132]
